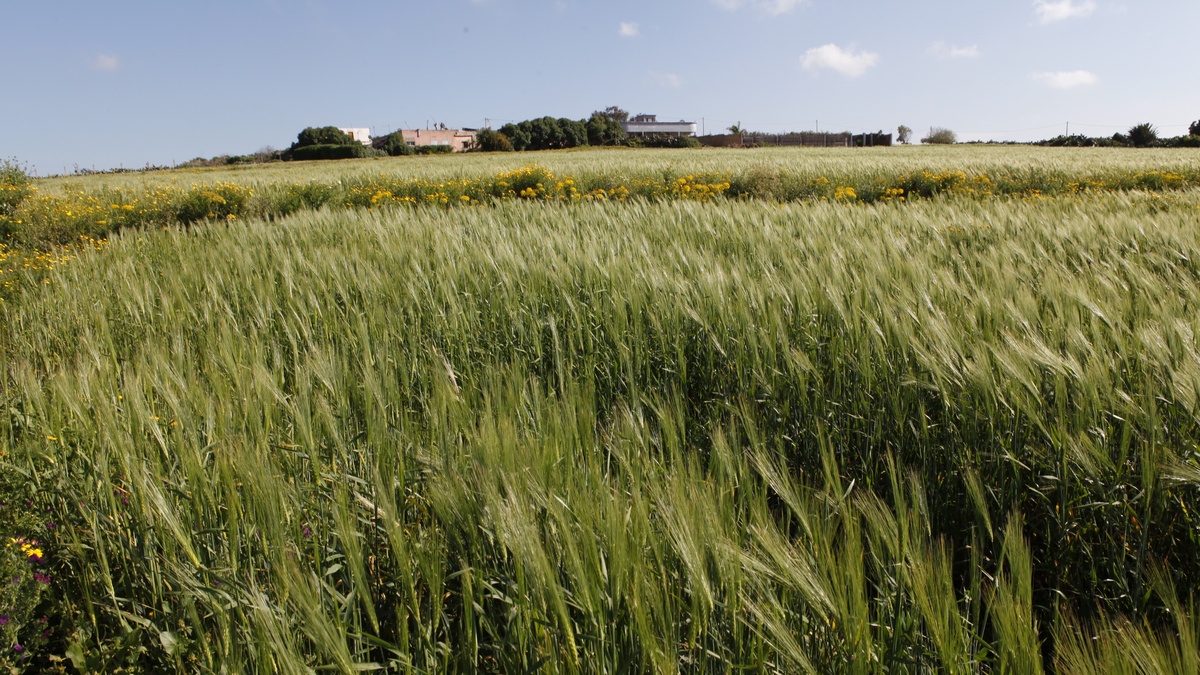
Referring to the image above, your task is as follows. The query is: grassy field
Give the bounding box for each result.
[2,148,1200,672]
[4,146,1198,252]
[32,146,1200,192]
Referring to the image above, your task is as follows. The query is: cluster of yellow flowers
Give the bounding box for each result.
[0,235,108,296]
[581,186,630,201]
[1068,176,1119,193]
[367,190,418,207]
[7,538,43,563]
[7,165,1200,257]
[348,166,730,209]
[3,182,254,244]
[668,175,732,201]
[1131,171,1187,190]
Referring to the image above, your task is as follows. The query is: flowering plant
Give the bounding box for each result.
[0,530,53,668]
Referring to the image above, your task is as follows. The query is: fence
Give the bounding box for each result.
[852,133,893,147]
[741,132,853,148]
[698,132,893,148]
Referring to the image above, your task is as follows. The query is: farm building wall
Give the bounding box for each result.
[399,129,477,152]
[697,134,744,148]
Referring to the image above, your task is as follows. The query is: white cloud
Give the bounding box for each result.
[1031,70,1098,89]
[619,22,639,38]
[92,54,121,72]
[930,42,981,59]
[647,71,683,88]
[1034,0,1096,23]
[760,0,804,14]
[801,44,879,78]
[714,0,806,16]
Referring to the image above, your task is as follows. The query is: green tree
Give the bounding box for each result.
[600,106,629,122]
[897,125,913,144]
[472,128,514,152]
[557,118,588,148]
[1127,123,1158,147]
[1188,119,1199,137]
[376,132,415,156]
[498,123,531,151]
[292,126,356,149]
[586,112,626,146]
[527,117,565,150]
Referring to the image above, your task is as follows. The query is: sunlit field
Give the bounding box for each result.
[5,147,1198,254]
[2,147,1200,672]
[33,146,1200,192]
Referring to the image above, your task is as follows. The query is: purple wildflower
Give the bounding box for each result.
[12,644,21,652]
[0,615,8,625]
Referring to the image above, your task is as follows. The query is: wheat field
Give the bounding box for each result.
[2,148,1200,672]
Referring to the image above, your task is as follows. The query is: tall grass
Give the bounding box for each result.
[2,193,1199,671]
[8,146,1200,249]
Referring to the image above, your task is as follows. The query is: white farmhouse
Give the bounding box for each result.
[620,115,697,138]
[339,128,372,145]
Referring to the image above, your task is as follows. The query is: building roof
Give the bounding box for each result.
[621,117,698,135]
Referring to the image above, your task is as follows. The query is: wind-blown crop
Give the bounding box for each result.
[1,175,1199,670]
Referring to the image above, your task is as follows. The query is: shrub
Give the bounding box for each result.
[254,146,283,163]
[1167,135,1200,148]
[287,144,379,162]
[1040,134,1121,148]
[414,144,453,155]
[630,134,701,149]
[1,158,32,220]
[921,127,957,144]
[472,128,514,152]
[176,183,253,224]
[726,166,783,199]
[0,471,56,669]
[1128,123,1158,148]
[1190,119,1200,136]
[480,164,558,199]
[268,182,340,217]
[375,132,415,157]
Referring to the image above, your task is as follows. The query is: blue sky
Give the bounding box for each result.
[2,0,1198,173]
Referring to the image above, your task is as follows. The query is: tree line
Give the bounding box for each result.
[474,107,627,152]
[475,107,700,152]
